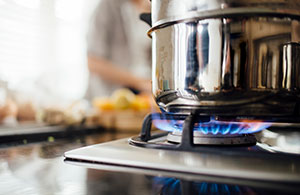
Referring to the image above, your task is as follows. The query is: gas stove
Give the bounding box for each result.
[64,112,300,184]
[65,0,300,190]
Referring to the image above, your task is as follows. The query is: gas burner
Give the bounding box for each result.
[129,113,271,152]
[167,131,257,145]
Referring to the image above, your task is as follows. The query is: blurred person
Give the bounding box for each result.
[86,0,152,100]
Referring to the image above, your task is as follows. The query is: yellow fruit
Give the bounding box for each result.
[131,95,151,111]
[131,98,141,111]
[111,88,136,110]
[93,98,114,111]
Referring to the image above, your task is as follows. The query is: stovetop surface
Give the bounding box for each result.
[1,129,299,195]
[64,129,300,184]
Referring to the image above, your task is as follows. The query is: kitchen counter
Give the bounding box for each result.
[0,129,299,195]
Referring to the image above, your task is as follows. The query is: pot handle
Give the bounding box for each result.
[139,13,151,26]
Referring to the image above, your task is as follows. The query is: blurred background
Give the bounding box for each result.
[0,0,99,103]
[0,2,157,193]
[0,0,155,128]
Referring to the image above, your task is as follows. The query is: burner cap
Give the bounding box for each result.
[167,131,257,145]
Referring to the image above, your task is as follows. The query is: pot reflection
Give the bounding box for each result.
[152,177,258,195]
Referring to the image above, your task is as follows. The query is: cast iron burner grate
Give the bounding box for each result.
[129,113,259,152]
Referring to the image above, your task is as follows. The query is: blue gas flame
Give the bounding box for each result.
[153,115,271,135]
[152,177,249,195]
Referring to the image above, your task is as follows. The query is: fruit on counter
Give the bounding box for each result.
[131,95,151,111]
[90,89,160,130]
[111,88,136,110]
[93,98,115,111]
[93,88,154,111]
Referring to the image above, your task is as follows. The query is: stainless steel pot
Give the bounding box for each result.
[149,0,300,117]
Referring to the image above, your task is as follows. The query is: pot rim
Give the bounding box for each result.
[148,7,300,37]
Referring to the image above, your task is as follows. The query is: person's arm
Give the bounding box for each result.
[88,55,151,93]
